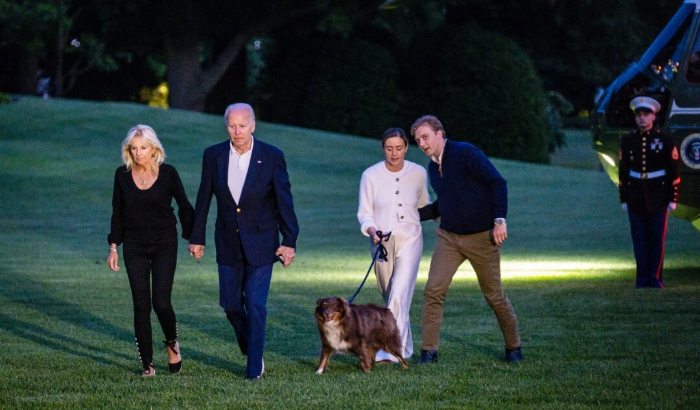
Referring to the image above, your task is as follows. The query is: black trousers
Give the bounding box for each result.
[123,241,179,367]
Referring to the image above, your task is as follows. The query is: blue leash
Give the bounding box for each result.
[347,231,391,303]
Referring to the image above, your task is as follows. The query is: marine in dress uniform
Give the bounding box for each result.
[618,96,680,288]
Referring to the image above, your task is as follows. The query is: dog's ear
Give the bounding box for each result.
[316,298,324,306]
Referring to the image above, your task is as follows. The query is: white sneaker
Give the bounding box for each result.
[375,350,399,363]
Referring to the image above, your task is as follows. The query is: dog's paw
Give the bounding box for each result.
[315,368,324,375]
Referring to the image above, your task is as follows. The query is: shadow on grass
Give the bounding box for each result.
[2,265,697,377]
[0,272,245,375]
[0,313,132,369]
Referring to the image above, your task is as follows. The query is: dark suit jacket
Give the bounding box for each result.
[190,139,299,266]
[619,128,680,213]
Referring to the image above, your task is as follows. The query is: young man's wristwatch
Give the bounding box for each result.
[494,218,506,226]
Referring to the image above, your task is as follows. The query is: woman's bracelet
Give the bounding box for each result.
[109,247,117,252]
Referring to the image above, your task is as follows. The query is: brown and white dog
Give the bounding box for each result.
[314,297,408,374]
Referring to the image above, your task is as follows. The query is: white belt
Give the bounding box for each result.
[629,169,666,179]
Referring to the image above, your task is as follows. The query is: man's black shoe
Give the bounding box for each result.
[418,349,438,364]
[505,347,523,363]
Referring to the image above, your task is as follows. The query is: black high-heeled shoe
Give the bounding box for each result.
[163,340,182,373]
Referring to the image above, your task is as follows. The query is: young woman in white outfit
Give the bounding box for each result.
[357,127,430,362]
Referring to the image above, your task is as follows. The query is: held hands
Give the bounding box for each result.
[188,242,295,267]
[188,244,205,259]
[276,245,296,268]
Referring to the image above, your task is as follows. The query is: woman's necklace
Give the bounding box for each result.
[136,167,149,185]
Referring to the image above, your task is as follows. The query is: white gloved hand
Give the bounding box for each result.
[621,203,628,211]
[668,202,677,211]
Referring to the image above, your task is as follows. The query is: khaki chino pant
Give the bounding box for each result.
[421,227,521,351]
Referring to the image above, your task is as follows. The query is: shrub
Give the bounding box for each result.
[301,38,403,137]
[259,35,403,138]
[412,25,551,163]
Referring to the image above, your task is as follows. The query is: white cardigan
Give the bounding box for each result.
[357,160,430,236]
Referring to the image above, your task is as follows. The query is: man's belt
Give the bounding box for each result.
[629,169,666,179]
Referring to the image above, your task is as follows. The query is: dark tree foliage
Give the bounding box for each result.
[406,25,549,163]
[259,34,403,138]
[440,0,677,111]
[0,0,684,164]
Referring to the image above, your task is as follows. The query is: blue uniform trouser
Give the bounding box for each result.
[218,262,273,378]
[628,209,668,288]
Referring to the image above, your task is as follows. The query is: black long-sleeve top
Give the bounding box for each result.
[108,163,194,245]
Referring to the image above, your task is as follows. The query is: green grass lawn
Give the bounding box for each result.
[0,97,698,409]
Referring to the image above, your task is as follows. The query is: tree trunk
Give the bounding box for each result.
[165,34,249,112]
[163,4,321,112]
[53,6,66,97]
[164,39,207,111]
[16,49,39,95]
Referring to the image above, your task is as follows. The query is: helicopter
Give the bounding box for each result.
[592,0,700,233]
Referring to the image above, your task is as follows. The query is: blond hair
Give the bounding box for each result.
[121,125,166,170]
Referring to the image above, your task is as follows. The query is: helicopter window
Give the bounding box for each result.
[601,4,695,129]
[687,50,700,82]
[605,11,693,128]
[650,13,693,83]
[687,23,700,83]
[606,74,670,129]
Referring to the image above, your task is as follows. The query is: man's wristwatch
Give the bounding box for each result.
[494,218,506,226]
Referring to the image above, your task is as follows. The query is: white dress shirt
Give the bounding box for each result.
[228,137,254,204]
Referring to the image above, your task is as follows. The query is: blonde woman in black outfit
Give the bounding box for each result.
[107,125,194,377]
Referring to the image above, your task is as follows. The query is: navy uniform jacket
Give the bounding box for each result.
[618,128,680,213]
[190,139,299,266]
[419,139,507,235]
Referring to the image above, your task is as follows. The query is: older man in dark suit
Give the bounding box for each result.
[189,102,299,380]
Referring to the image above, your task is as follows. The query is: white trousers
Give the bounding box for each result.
[373,224,422,361]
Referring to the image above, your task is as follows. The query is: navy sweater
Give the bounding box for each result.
[419,140,507,235]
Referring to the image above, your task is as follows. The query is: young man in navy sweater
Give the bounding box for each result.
[412,115,522,363]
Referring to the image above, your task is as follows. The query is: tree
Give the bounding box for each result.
[0,0,118,97]
[140,0,383,112]
[0,0,55,94]
[427,25,550,163]
[259,35,403,137]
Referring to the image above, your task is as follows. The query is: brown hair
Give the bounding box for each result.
[410,115,446,138]
[381,127,409,147]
